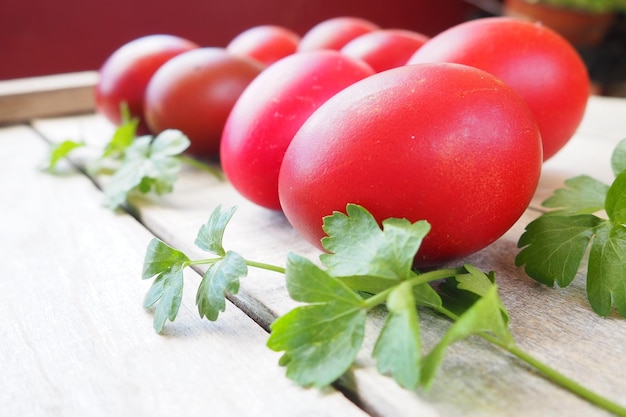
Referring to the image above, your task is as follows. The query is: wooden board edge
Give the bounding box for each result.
[0,71,98,124]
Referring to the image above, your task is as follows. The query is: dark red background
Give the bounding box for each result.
[0,0,478,80]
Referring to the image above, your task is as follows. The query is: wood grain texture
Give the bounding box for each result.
[29,95,626,417]
[0,71,97,124]
[0,125,371,417]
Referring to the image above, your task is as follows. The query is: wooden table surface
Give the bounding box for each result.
[1,72,626,417]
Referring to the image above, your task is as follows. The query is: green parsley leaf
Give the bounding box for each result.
[141,206,251,331]
[542,175,609,216]
[267,253,366,388]
[193,205,249,320]
[412,282,444,309]
[515,214,602,287]
[87,103,139,175]
[194,205,237,256]
[420,283,513,388]
[283,253,365,306]
[144,266,185,334]
[142,239,189,333]
[516,214,602,287]
[455,264,497,297]
[142,238,191,280]
[588,222,626,317]
[44,139,86,171]
[605,171,626,225]
[517,212,626,317]
[196,251,248,321]
[103,129,190,209]
[434,265,496,320]
[372,281,421,389]
[517,139,626,318]
[101,112,138,160]
[320,203,430,281]
[610,138,626,175]
[142,238,190,333]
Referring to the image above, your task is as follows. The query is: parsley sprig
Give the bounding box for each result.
[43,104,223,209]
[142,204,626,416]
[142,205,284,332]
[516,138,626,317]
[102,128,191,209]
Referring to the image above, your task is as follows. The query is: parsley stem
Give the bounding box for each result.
[188,258,221,267]
[245,259,286,274]
[177,155,224,180]
[493,340,626,417]
[188,257,285,274]
[362,268,464,310]
[435,305,626,416]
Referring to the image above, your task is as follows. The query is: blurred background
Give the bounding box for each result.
[1,0,624,95]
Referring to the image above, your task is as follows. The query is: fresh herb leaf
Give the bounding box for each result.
[142,206,283,331]
[517,212,626,316]
[372,281,422,389]
[142,238,190,333]
[142,238,191,280]
[283,253,365,306]
[269,302,366,388]
[43,103,137,175]
[100,103,138,161]
[420,282,513,388]
[145,266,185,334]
[605,171,626,224]
[269,206,490,390]
[516,214,602,287]
[320,203,430,282]
[587,222,626,317]
[412,282,444,309]
[44,139,86,171]
[610,138,626,175]
[44,102,223,209]
[269,206,501,392]
[196,251,248,321]
[455,264,496,296]
[103,129,190,209]
[194,205,237,256]
[267,253,366,388]
[541,175,609,216]
[193,206,250,321]
[517,140,626,317]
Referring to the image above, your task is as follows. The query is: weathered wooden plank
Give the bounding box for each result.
[30,95,626,417]
[0,71,97,124]
[0,125,372,417]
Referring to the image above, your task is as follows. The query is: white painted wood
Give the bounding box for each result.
[28,95,626,416]
[0,125,371,417]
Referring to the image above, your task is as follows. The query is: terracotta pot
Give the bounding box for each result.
[503,0,616,46]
